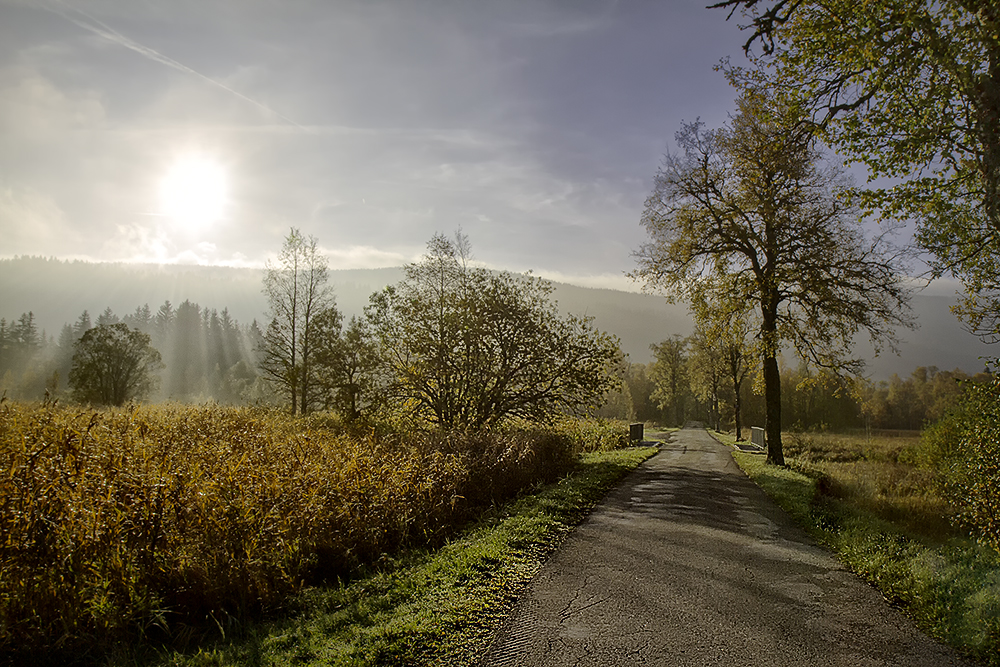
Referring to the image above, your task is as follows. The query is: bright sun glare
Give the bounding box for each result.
[159,155,227,231]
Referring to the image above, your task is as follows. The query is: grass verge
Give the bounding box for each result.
[135,446,658,667]
[718,432,1000,666]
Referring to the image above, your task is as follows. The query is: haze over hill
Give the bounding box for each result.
[0,256,994,378]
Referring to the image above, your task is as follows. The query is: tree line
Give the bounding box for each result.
[602,330,990,436]
[0,301,266,405]
[3,229,622,428]
[3,228,989,437]
[257,228,622,427]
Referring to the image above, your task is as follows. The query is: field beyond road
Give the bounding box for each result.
[482,427,975,666]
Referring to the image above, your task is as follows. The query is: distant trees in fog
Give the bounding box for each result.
[605,333,992,435]
[0,300,265,404]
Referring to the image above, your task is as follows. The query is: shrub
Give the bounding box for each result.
[939,378,1000,553]
[917,408,965,470]
[546,417,630,453]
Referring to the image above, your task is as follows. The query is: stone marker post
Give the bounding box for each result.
[630,423,644,442]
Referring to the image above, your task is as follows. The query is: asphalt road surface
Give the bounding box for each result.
[480,427,977,666]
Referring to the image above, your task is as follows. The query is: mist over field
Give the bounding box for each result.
[0,256,992,378]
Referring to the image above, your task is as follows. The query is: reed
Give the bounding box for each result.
[0,400,626,662]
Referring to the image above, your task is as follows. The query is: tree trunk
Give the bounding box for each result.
[733,383,743,441]
[763,353,784,466]
[977,9,1000,231]
[300,353,309,415]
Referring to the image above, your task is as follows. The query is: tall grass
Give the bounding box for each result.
[0,400,626,663]
[728,431,1000,664]
[782,431,954,539]
[153,447,657,667]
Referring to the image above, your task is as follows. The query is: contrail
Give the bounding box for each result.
[44,1,310,132]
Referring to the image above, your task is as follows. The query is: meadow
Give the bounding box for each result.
[725,429,1000,664]
[0,399,630,664]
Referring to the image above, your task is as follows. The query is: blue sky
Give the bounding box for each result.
[0,0,752,288]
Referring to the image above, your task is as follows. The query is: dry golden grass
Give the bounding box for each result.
[783,431,955,540]
[0,401,623,662]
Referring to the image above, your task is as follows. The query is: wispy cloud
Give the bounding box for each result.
[43,1,309,131]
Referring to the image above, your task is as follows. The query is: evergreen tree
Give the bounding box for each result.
[95,307,119,327]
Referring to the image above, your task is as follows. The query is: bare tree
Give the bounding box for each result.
[259,228,336,415]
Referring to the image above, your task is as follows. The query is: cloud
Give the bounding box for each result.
[41,0,308,130]
[0,64,104,138]
[0,1,748,285]
[100,222,267,267]
[0,183,71,254]
[320,244,411,270]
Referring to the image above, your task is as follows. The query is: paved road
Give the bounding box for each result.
[480,427,976,666]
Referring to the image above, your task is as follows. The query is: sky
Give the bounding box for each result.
[0,0,755,290]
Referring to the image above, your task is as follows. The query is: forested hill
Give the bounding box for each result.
[0,257,692,365]
[0,256,994,375]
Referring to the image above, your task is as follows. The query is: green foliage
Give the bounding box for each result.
[368,232,622,428]
[0,401,627,663]
[632,87,912,463]
[311,313,384,421]
[649,335,690,427]
[939,378,1000,553]
[918,409,965,471]
[717,0,1000,342]
[68,323,163,406]
[622,362,661,423]
[781,365,861,432]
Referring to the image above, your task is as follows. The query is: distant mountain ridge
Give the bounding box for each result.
[0,256,994,377]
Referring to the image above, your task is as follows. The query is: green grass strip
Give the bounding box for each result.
[730,448,1000,666]
[145,447,658,667]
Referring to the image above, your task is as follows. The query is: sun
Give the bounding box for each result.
[159,155,227,232]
